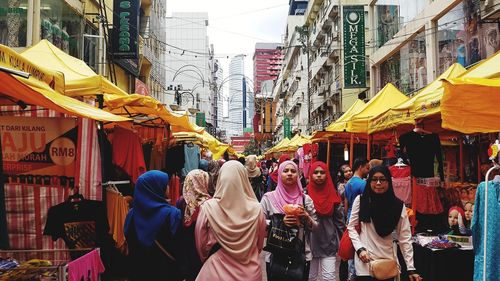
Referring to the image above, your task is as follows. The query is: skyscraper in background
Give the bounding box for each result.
[253,42,283,94]
[227,54,253,137]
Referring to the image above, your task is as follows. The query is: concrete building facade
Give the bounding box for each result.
[0,0,167,103]
[368,0,500,96]
[253,42,283,94]
[165,12,213,123]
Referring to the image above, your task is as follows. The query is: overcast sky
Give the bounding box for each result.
[166,0,290,83]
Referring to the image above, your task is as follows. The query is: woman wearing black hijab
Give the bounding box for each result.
[347,166,422,281]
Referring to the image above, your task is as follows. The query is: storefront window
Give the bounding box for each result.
[437,1,499,74]
[0,0,28,47]
[40,0,83,57]
[380,31,426,94]
[375,0,426,47]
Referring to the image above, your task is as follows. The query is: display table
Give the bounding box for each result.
[413,243,473,281]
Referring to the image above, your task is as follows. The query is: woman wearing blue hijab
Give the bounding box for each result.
[124,170,183,281]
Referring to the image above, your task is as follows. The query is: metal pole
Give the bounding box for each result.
[307,45,311,131]
[460,141,464,182]
[349,133,354,167]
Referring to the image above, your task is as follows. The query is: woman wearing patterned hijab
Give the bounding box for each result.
[246,155,264,201]
[176,169,211,281]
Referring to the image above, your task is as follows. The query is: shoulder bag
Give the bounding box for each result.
[369,240,400,280]
[338,183,361,261]
[267,195,309,281]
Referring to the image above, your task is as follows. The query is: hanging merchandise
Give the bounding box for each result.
[472,178,500,281]
[106,187,130,254]
[142,141,154,170]
[389,161,412,204]
[399,130,444,180]
[98,130,114,183]
[150,134,166,171]
[110,126,146,183]
[67,249,105,281]
[165,144,185,176]
[43,192,113,260]
[399,129,444,215]
[168,175,181,206]
[182,144,200,177]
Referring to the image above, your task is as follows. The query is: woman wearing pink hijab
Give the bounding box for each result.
[261,160,318,281]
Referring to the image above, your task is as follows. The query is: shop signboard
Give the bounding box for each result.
[0,117,77,187]
[0,44,65,94]
[284,117,291,139]
[196,112,206,127]
[112,0,140,59]
[135,78,150,96]
[343,5,366,88]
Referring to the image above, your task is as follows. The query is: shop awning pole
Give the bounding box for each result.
[349,133,354,167]
[477,150,482,183]
[460,141,464,182]
[367,134,372,160]
[327,138,331,170]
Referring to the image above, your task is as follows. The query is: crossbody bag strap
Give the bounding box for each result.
[155,240,176,262]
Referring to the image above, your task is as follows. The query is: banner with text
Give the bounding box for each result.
[0,117,77,187]
[112,0,140,59]
[343,5,366,88]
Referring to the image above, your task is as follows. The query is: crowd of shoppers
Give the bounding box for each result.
[123,154,421,281]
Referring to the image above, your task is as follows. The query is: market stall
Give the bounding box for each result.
[0,44,132,280]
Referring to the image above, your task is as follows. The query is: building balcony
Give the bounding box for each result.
[138,36,155,64]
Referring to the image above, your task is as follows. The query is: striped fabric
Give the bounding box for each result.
[75,118,102,201]
[2,105,102,257]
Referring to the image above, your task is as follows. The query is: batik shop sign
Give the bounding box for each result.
[0,117,77,186]
[343,5,366,88]
[112,0,140,59]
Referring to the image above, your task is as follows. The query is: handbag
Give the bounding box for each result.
[369,259,399,280]
[338,224,361,261]
[267,195,308,281]
[369,241,400,280]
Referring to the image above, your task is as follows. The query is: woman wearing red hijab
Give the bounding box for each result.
[307,161,344,281]
[268,155,291,191]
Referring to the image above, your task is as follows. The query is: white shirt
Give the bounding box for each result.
[347,195,415,276]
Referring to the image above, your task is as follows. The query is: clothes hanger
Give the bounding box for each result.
[413,120,432,135]
[394,158,407,168]
[68,187,84,203]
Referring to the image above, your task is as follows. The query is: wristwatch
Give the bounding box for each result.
[356,247,366,257]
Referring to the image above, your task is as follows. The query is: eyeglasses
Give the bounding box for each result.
[370,178,388,183]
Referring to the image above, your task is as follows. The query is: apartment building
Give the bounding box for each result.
[368,0,500,96]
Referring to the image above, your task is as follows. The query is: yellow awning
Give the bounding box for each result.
[21,40,128,97]
[459,50,500,79]
[0,72,130,122]
[0,44,65,94]
[277,134,312,152]
[441,78,500,134]
[104,94,204,133]
[368,63,466,134]
[266,137,290,154]
[326,99,366,132]
[173,131,233,160]
[348,83,408,133]
[0,44,129,122]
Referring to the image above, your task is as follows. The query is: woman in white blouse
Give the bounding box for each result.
[347,165,422,281]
